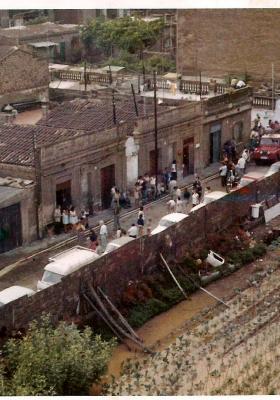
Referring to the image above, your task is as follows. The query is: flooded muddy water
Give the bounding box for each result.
[107,258,261,378]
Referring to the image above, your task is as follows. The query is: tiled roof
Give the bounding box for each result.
[37,98,147,132]
[0,45,17,61]
[0,124,81,167]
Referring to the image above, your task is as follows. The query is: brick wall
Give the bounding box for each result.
[176,9,280,81]
[1,172,279,333]
[0,49,49,95]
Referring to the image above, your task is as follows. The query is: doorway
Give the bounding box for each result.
[149,148,161,175]
[56,180,71,209]
[101,164,115,209]
[183,138,194,177]
[210,124,222,163]
[0,203,22,254]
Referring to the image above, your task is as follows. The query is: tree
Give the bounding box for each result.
[80,16,165,58]
[0,315,116,395]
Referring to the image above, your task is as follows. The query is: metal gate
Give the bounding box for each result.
[0,203,22,254]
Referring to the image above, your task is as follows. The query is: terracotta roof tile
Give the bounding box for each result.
[37,98,147,132]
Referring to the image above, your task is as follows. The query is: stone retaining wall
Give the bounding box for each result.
[1,172,279,333]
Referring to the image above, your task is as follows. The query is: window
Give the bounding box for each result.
[233,121,243,143]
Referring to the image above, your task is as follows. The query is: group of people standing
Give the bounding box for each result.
[54,206,89,235]
[219,146,250,186]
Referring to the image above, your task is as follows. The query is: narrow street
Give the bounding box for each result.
[0,163,270,292]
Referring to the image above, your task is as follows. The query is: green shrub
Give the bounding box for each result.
[251,243,267,257]
[159,287,184,306]
[240,249,255,264]
[127,298,168,328]
[1,315,116,395]
[181,257,198,272]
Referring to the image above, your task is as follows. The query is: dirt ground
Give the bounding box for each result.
[104,246,280,395]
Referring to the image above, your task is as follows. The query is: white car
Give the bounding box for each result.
[265,161,280,177]
[0,286,35,307]
[191,190,228,212]
[103,236,135,254]
[37,246,100,290]
[151,212,188,235]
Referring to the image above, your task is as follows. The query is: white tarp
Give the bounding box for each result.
[264,203,280,223]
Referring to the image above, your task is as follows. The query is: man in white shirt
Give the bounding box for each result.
[128,223,138,238]
[236,156,246,176]
[167,199,176,212]
[99,220,108,252]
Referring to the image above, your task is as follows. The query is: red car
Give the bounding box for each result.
[253,134,280,165]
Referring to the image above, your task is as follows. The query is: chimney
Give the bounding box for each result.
[41,96,49,119]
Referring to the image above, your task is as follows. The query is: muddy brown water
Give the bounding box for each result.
[107,259,261,378]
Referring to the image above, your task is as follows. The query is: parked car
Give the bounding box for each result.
[103,236,135,254]
[191,191,228,212]
[37,246,100,290]
[0,286,35,307]
[253,134,280,165]
[265,161,280,177]
[151,212,188,235]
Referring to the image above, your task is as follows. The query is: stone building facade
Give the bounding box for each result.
[176,9,280,82]
[0,88,251,245]
[0,46,49,109]
[0,22,81,63]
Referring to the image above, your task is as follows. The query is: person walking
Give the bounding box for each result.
[134,183,140,207]
[138,206,145,222]
[167,198,176,212]
[236,156,246,176]
[193,176,202,201]
[137,214,145,236]
[62,209,69,233]
[113,201,121,231]
[219,163,227,187]
[89,229,98,251]
[176,196,184,213]
[99,220,108,253]
[75,219,86,244]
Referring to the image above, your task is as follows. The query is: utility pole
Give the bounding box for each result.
[84,60,87,92]
[272,62,275,111]
[131,83,139,116]
[142,63,146,84]
[112,88,116,125]
[109,64,113,85]
[153,70,158,198]
[137,74,141,94]
[32,131,41,240]
[199,70,202,100]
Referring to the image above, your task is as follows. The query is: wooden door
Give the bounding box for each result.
[0,203,22,254]
[183,138,194,176]
[210,130,221,163]
[56,180,71,209]
[101,164,115,209]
